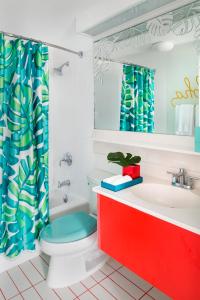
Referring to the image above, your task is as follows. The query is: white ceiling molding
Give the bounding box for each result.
[78,0,196,41]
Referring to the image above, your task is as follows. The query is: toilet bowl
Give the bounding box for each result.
[40,169,112,288]
[40,211,107,288]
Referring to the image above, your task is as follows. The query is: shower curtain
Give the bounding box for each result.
[120,64,155,133]
[0,33,49,257]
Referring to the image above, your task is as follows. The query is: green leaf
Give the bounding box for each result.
[125,153,132,160]
[107,152,141,167]
[107,152,125,161]
[130,156,141,165]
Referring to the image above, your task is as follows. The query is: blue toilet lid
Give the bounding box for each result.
[41,211,97,243]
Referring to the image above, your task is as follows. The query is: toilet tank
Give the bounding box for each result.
[87,169,113,215]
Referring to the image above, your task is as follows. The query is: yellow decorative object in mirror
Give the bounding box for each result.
[171,76,199,107]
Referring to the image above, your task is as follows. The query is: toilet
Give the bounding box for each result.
[40,169,112,288]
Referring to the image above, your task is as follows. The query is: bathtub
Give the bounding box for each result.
[0,193,88,274]
[49,191,89,219]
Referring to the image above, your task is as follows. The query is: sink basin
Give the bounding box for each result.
[131,183,200,208]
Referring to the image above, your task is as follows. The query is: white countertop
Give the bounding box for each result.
[93,176,200,235]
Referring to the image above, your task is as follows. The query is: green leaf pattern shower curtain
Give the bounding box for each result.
[0,33,49,257]
[120,64,155,133]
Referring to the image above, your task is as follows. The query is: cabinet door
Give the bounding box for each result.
[98,194,200,300]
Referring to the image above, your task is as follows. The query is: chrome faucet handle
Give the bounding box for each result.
[59,152,72,167]
[185,176,200,189]
[187,176,200,180]
[167,171,178,185]
[167,171,177,175]
[167,168,185,175]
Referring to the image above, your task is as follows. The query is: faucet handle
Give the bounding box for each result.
[59,152,72,167]
[167,168,185,173]
[167,171,178,185]
[185,176,200,189]
[167,170,177,175]
[167,168,186,176]
[187,176,200,181]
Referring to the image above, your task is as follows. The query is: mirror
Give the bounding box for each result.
[94,0,200,136]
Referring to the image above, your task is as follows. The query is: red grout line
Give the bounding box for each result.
[91,272,108,285]
[28,258,60,300]
[86,289,100,300]
[106,261,123,271]
[80,281,98,290]
[17,265,44,299]
[77,281,99,298]
[79,281,99,300]
[6,271,24,299]
[18,264,40,286]
[116,267,153,294]
[39,254,49,266]
[0,289,6,300]
[79,276,125,300]
[91,269,135,300]
[28,261,54,300]
[91,266,117,284]
[9,293,23,300]
[106,262,157,300]
[9,283,44,299]
[99,276,136,300]
[29,260,46,280]
[100,267,119,277]
[72,281,90,297]
[80,279,98,290]
[141,287,156,300]
[75,290,88,298]
[52,289,62,300]
[98,282,119,300]
[106,272,138,300]
[68,286,80,299]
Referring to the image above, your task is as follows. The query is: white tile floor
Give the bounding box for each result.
[0,254,171,300]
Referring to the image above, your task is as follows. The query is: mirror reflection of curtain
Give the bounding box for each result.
[120,64,155,133]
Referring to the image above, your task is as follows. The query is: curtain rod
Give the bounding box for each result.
[95,56,156,71]
[0,31,83,58]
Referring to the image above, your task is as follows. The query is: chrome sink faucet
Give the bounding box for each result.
[167,168,200,190]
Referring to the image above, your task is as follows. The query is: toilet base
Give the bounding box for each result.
[45,238,108,288]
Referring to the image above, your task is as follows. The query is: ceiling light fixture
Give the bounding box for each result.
[152,41,174,52]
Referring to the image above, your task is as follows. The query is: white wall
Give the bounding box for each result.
[49,37,94,208]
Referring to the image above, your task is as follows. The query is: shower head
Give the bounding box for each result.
[54,61,69,76]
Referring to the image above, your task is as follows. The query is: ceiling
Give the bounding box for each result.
[0,0,138,47]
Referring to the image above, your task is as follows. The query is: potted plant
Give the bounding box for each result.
[107,152,141,179]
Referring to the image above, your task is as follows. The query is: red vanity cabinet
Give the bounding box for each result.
[97,194,200,300]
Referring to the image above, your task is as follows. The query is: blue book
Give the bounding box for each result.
[101,177,143,192]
